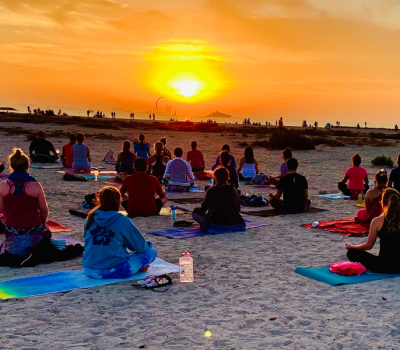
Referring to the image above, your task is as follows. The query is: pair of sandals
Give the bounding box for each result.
[133,274,172,292]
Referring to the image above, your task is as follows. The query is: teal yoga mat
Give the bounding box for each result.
[295,266,400,286]
[318,193,350,200]
[0,258,179,299]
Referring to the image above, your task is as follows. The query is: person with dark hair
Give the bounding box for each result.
[0,162,4,175]
[83,186,157,279]
[211,144,237,170]
[338,153,369,197]
[163,147,195,192]
[120,158,167,217]
[133,134,151,160]
[238,146,259,181]
[72,133,91,173]
[116,140,136,175]
[346,188,400,273]
[147,142,169,183]
[0,148,83,266]
[186,141,205,172]
[192,167,245,231]
[356,170,388,224]
[216,150,239,189]
[60,133,77,168]
[388,154,400,192]
[29,130,58,163]
[268,148,293,186]
[160,137,172,159]
[269,157,311,213]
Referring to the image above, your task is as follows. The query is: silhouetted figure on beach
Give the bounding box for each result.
[87,110,90,117]
[149,114,151,120]
[395,124,398,132]
[153,113,155,121]
[357,123,360,129]
[27,106,31,114]
[365,122,367,128]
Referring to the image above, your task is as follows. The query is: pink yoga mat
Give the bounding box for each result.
[47,220,74,233]
[55,170,117,175]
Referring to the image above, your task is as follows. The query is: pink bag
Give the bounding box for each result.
[330,261,367,276]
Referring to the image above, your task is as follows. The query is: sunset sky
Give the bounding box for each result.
[1,0,400,121]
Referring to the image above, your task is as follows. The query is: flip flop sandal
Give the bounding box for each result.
[143,274,173,290]
[133,275,158,286]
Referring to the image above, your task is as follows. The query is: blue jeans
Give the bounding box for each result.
[84,247,157,279]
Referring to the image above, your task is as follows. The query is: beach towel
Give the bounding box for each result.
[62,173,115,180]
[301,219,369,236]
[295,266,400,286]
[318,193,350,200]
[46,220,74,233]
[147,221,269,239]
[170,197,204,204]
[242,207,328,217]
[159,207,188,215]
[0,258,179,299]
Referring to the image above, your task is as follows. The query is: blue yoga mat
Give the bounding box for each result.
[295,266,400,286]
[105,162,116,166]
[318,193,350,200]
[166,187,205,194]
[0,258,179,299]
[147,221,270,239]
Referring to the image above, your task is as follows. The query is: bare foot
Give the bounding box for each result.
[139,265,150,272]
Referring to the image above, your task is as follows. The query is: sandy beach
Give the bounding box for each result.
[0,120,400,349]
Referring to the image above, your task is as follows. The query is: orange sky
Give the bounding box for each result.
[1,0,400,120]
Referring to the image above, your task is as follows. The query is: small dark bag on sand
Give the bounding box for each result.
[63,173,88,182]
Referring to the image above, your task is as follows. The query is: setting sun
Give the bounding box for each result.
[169,80,204,98]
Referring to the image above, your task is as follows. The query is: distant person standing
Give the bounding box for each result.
[87,110,90,117]
[149,114,151,120]
[278,117,284,129]
[29,131,58,163]
[130,113,135,119]
[27,106,31,114]
[365,122,367,128]
[395,124,398,132]
[153,113,155,121]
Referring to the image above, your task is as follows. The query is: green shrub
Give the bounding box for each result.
[266,130,315,150]
[371,155,394,167]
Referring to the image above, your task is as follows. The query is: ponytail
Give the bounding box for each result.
[382,188,400,232]
[85,186,121,230]
[8,147,29,172]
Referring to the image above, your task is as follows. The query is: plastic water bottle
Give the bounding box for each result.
[312,221,319,227]
[171,206,177,222]
[94,169,99,182]
[179,251,194,283]
[358,193,363,204]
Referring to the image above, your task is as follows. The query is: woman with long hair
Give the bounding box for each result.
[116,140,136,175]
[355,169,388,224]
[346,188,400,273]
[0,148,82,266]
[147,141,169,183]
[237,146,259,181]
[82,186,157,279]
[72,133,91,173]
[133,134,151,161]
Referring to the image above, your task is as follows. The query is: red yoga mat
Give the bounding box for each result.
[46,220,74,233]
[302,218,369,236]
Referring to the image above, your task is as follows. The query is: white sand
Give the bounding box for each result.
[0,122,400,349]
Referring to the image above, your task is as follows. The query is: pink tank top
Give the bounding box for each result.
[4,180,42,229]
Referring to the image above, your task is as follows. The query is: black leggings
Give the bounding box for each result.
[347,249,400,274]
[338,183,369,196]
[121,198,163,216]
[238,173,253,181]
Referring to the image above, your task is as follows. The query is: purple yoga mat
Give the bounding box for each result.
[147,221,270,239]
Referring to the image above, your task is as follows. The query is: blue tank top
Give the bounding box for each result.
[134,143,150,160]
[73,144,90,167]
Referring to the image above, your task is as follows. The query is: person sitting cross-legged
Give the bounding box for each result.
[29,130,58,163]
[120,157,167,217]
[338,153,369,198]
[83,186,157,279]
[346,188,400,273]
[163,147,195,192]
[192,167,245,232]
[269,157,311,213]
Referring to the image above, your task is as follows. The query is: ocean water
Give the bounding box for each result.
[13,106,397,130]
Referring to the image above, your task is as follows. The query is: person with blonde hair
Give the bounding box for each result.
[346,188,400,273]
[82,186,157,279]
[0,148,82,266]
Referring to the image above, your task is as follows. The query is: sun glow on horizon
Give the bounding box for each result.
[169,79,205,98]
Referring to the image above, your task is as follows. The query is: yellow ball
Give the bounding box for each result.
[204,330,212,338]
